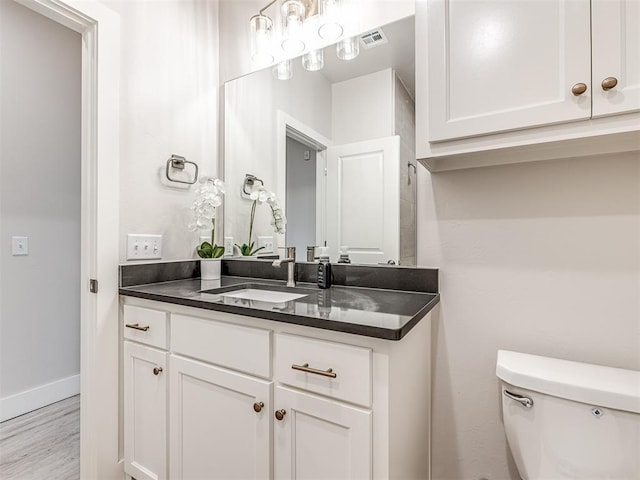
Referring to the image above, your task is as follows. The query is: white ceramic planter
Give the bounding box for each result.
[200,258,221,280]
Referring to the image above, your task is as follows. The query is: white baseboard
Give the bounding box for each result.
[0,374,80,422]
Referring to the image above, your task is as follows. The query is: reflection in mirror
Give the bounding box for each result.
[224,15,416,265]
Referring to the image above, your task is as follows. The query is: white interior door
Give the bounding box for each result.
[325,136,400,264]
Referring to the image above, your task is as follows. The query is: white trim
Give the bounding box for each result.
[16,1,121,478]
[0,375,80,422]
[276,110,332,251]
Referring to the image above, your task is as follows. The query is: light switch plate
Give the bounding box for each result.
[126,234,163,260]
[11,236,28,256]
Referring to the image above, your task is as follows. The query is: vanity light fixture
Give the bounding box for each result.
[249,13,274,66]
[302,48,324,71]
[318,0,343,40]
[249,0,349,70]
[273,59,294,80]
[280,0,306,54]
[336,35,359,60]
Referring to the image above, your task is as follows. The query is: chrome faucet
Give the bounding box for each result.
[273,247,296,287]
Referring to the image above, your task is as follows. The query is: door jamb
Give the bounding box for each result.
[14,0,121,477]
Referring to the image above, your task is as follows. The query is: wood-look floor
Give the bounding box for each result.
[0,395,79,480]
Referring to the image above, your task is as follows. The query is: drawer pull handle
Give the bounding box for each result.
[125,323,150,332]
[153,366,163,376]
[253,402,264,413]
[291,363,337,378]
[275,409,286,421]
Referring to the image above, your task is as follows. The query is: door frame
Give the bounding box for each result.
[15,0,121,477]
[276,111,332,249]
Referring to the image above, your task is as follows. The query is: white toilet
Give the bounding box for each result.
[496,350,640,479]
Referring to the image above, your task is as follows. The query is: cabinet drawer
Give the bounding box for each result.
[171,314,271,378]
[275,333,372,407]
[123,305,168,349]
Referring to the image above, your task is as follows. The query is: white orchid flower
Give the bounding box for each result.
[189,176,225,233]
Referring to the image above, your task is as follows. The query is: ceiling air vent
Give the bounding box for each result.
[359,28,388,50]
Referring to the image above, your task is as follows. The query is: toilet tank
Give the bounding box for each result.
[496,350,640,480]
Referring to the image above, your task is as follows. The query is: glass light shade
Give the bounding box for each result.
[281,37,305,54]
[250,14,274,65]
[281,0,305,29]
[318,0,343,40]
[273,59,293,80]
[280,0,306,54]
[336,36,359,60]
[302,49,324,71]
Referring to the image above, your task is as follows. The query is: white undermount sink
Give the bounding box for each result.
[220,288,308,303]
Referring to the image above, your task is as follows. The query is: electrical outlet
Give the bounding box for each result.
[126,234,163,260]
[224,236,234,256]
[257,236,274,253]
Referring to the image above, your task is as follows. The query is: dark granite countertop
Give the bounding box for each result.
[120,275,439,341]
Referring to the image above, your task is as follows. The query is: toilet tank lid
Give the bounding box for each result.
[496,350,640,414]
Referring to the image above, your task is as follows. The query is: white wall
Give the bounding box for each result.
[332,68,393,144]
[0,0,81,418]
[417,152,640,480]
[104,0,220,262]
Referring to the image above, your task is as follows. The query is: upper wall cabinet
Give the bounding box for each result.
[591,0,640,117]
[416,0,640,171]
[428,0,591,141]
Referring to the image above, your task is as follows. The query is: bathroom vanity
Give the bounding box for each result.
[119,260,439,480]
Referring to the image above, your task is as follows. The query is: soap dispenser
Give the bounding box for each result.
[317,247,332,289]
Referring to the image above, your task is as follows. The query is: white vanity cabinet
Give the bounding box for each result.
[121,298,433,479]
[168,312,272,479]
[123,305,169,480]
[417,0,640,170]
[273,333,374,479]
[169,355,272,479]
[274,385,372,479]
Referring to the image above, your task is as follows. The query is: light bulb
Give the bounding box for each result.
[302,49,324,71]
[336,36,359,60]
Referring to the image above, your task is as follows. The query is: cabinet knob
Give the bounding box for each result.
[253,402,264,413]
[601,77,618,91]
[275,409,287,421]
[571,83,588,96]
[153,366,163,375]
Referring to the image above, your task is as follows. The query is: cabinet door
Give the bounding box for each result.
[592,0,640,116]
[169,355,272,480]
[426,0,591,141]
[274,386,372,480]
[124,341,167,480]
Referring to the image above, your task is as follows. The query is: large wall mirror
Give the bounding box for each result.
[224,15,416,265]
